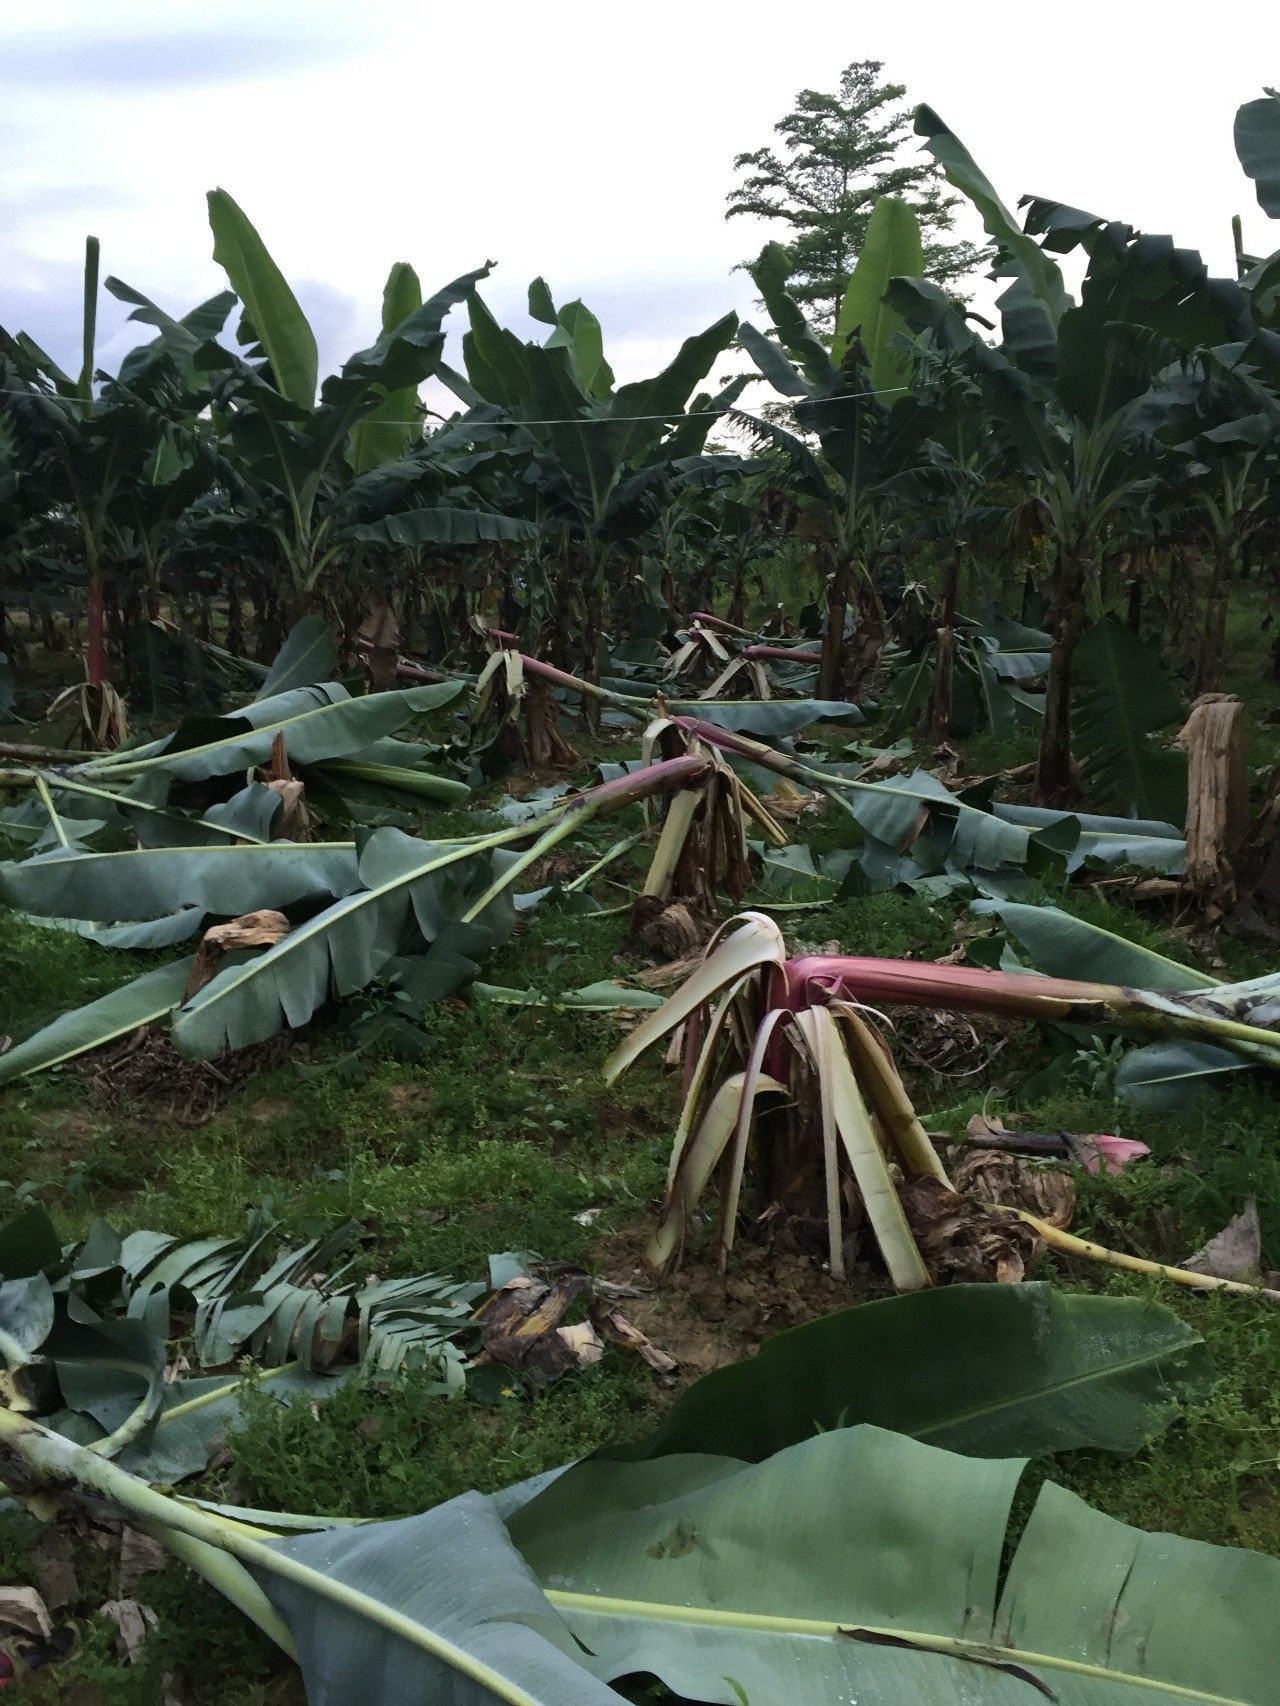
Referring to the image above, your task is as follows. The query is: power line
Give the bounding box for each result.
[0,387,908,428]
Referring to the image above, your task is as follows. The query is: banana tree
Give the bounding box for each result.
[735,198,933,699]
[0,240,230,709]
[896,116,1253,799]
[609,910,1280,1288]
[437,278,742,677]
[196,191,533,625]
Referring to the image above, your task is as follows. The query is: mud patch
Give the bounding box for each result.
[594,1220,861,1384]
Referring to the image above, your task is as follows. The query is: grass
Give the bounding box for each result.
[0,589,1278,1699]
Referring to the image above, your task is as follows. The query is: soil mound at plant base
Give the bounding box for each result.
[597,1223,853,1382]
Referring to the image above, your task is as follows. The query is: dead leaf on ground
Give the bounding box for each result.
[765,789,826,818]
[1185,1198,1262,1285]
[117,1528,170,1597]
[99,1598,158,1662]
[634,900,713,961]
[32,1527,79,1611]
[0,1585,53,1640]
[634,954,703,991]
[590,1301,679,1380]
[900,1176,1043,1285]
[473,1271,590,1391]
[556,1321,604,1369]
[951,1149,1075,1230]
[184,910,291,1000]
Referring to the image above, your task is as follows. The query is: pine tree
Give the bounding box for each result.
[727,61,987,335]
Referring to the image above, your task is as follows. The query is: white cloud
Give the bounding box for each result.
[1,0,1273,385]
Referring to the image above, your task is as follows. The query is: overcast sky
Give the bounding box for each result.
[2,0,1276,399]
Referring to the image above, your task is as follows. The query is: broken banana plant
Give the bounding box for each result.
[608,912,1280,1291]
[0,756,719,1080]
[632,719,787,929]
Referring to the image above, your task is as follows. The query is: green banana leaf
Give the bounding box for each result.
[0,841,360,922]
[747,242,837,386]
[207,188,318,411]
[169,831,518,1057]
[0,958,195,1086]
[252,1494,621,1705]
[114,1366,336,1484]
[971,899,1216,991]
[1236,88,1280,217]
[16,909,207,949]
[913,104,1068,374]
[544,299,614,401]
[666,698,864,736]
[81,680,463,783]
[1072,618,1187,824]
[1116,1038,1257,1109]
[991,803,1185,876]
[832,195,924,390]
[509,1423,1280,1704]
[611,1283,1212,1463]
[344,508,540,547]
[255,615,339,700]
[347,261,425,474]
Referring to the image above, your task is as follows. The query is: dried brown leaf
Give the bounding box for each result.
[951,1149,1075,1230]
[0,1585,53,1640]
[185,910,291,999]
[32,1527,79,1610]
[1185,1198,1262,1284]
[900,1176,1042,1285]
[99,1598,158,1662]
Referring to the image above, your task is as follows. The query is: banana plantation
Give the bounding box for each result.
[2,85,1280,1706]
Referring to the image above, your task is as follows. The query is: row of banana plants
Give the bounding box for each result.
[3,91,1280,810]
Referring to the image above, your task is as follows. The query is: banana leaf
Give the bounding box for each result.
[15,909,206,949]
[255,615,339,700]
[0,841,360,922]
[1072,618,1187,825]
[169,831,519,1057]
[347,261,425,475]
[1236,88,1280,218]
[207,188,318,410]
[664,697,864,736]
[611,1283,1212,1463]
[79,681,463,783]
[991,803,1185,876]
[509,1423,1280,1705]
[0,958,195,1086]
[831,195,924,390]
[343,508,540,547]
[1116,1038,1257,1109]
[971,898,1215,991]
[250,1493,621,1705]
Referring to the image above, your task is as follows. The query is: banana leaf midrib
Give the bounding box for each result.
[84,685,455,777]
[172,832,507,1031]
[17,841,357,860]
[908,1340,1202,1441]
[544,1590,1249,1703]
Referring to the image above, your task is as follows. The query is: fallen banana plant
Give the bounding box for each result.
[0,1209,658,1490]
[470,645,865,762]
[607,912,1280,1287]
[0,1281,1236,1702]
[2,1394,1276,1703]
[0,754,716,1081]
[671,717,1188,883]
